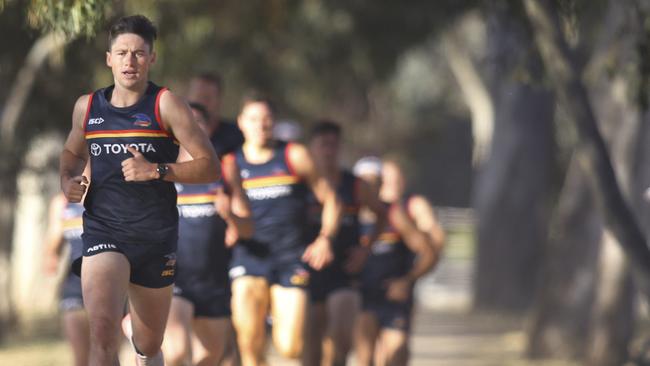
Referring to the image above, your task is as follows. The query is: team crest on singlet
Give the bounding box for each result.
[132,113,152,127]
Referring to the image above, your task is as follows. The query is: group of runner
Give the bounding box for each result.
[48,15,445,366]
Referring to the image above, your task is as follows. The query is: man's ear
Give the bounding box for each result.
[150,51,156,64]
[106,51,112,67]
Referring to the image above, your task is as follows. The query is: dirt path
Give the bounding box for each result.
[0,308,577,365]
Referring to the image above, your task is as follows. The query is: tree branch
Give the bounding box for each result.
[524,0,650,295]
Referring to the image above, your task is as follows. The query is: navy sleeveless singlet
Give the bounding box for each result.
[83,82,179,244]
[235,141,309,263]
[361,198,415,297]
[62,201,84,263]
[175,181,229,285]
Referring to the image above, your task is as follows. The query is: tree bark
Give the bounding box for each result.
[473,2,556,312]
[526,160,601,359]
[443,17,494,165]
[523,0,650,297]
[0,31,67,342]
[585,230,635,366]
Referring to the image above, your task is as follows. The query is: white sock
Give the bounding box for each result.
[130,336,164,366]
[135,350,163,366]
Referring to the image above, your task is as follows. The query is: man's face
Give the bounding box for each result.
[238,102,273,147]
[106,33,155,89]
[187,78,220,120]
[381,161,405,200]
[310,133,340,168]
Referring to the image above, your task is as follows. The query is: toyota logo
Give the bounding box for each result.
[90,143,102,156]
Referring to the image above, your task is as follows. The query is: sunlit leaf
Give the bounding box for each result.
[27,0,111,40]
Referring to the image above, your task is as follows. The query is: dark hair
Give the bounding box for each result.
[194,72,223,92]
[188,102,211,123]
[239,90,275,114]
[108,15,157,50]
[310,119,341,140]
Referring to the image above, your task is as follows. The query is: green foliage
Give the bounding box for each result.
[26,0,111,39]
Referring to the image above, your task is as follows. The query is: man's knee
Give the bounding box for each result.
[236,327,262,352]
[274,336,303,359]
[89,314,121,352]
[194,353,221,366]
[164,344,190,366]
[133,335,164,358]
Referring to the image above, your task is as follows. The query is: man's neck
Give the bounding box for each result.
[111,81,148,108]
[319,164,341,185]
[243,140,275,164]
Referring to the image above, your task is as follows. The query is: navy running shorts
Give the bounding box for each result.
[74,233,177,288]
[229,242,310,288]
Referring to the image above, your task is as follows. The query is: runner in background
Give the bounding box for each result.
[162,103,252,366]
[44,189,89,366]
[303,122,385,366]
[187,72,245,366]
[229,92,342,366]
[353,157,445,366]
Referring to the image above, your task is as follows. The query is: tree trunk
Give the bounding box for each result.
[0,152,19,342]
[473,82,555,312]
[526,160,601,359]
[442,13,494,165]
[524,0,650,297]
[0,31,67,342]
[473,2,556,312]
[523,0,644,362]
[585,230,635,366]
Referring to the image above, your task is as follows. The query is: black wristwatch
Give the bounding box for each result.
[156,163,169,180]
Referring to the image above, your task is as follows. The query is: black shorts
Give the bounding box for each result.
[73,233,177,288]
[173,282,231,318]
[361,290,413,331]
[308,263,356,303]
[229,244,310,288]
[60,271,84,312]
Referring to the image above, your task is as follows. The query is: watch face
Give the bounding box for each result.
[158,164,168,177]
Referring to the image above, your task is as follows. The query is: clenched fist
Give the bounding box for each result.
[62,175,88,202]
[303,235,334,270]
[122,146,156,181]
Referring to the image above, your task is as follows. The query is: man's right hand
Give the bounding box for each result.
[62,175,88,202]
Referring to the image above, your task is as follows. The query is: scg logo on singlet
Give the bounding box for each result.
[90,142,157,156]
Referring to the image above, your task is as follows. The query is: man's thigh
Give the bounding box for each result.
[231,276,270,334]
[81,251,130,328]
[325,288,360,348]
[270,285,308,349]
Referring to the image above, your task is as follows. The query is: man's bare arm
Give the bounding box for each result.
[408,195,445,264]
[60,95,90,202]
[122,91,220,183]
[391,205,436,282]
[288,143,342,270]
[220,154,253,240]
